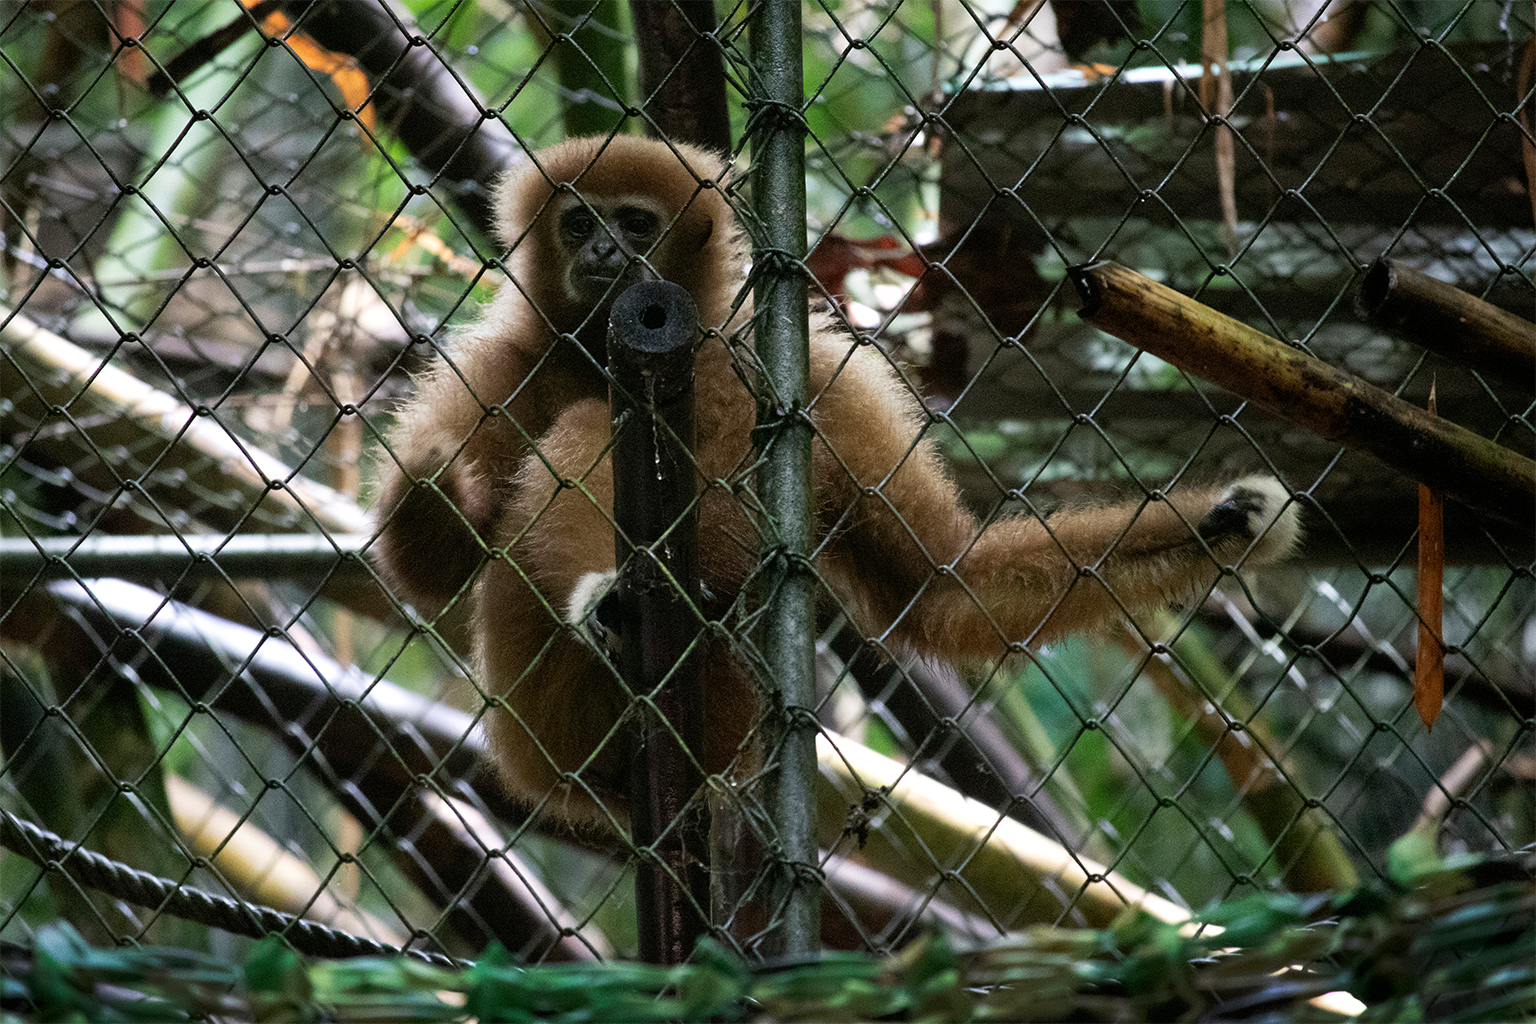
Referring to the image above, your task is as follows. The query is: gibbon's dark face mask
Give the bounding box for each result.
[558,199,663,309]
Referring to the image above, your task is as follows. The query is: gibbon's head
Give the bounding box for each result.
[495,136,742,336]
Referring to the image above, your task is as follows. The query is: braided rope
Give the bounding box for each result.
[0,810,458,967]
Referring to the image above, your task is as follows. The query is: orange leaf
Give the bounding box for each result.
[251,4,376,133]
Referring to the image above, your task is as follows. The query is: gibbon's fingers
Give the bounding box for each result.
[566,569,619,625]
[566,568,621,662]
[1029,478,1297,646]
[1199,476,1302,564]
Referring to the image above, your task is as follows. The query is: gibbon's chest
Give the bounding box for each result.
[685,341,758,474]
[515,340,608,432]
[680,344,761,600]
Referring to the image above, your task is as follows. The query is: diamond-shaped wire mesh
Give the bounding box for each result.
[2,0,1531,972]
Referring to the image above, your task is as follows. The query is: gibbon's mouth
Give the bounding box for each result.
[577,266,654,295]
[573,271,621,295]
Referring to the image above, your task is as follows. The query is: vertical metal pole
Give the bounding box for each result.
[608,281,711,964]
[748,0,820,957]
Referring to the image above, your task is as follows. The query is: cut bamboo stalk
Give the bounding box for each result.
[1356,258,1536,393]
[1069,262,1535,526]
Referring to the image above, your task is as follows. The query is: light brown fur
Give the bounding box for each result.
[373,136,1300,829]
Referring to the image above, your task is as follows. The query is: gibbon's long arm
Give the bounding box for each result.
[806,343,1299,661]
[374,316,609,613]
[474,397,633,824]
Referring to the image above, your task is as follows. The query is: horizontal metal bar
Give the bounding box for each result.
[0,533,374,585]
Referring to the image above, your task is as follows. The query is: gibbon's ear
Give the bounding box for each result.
[690,214,715,252]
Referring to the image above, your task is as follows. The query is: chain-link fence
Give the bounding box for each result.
[2,0,1532,975]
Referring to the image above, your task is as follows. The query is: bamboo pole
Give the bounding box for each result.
[1,305,371,537]
[817,734,1191,928]
[1069,262,1535,526]
[1415,384,1445,730]
[1356,258,1536,393]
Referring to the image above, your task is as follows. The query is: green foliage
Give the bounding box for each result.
[1388,828,1445,886]
[6,854,1530,1022]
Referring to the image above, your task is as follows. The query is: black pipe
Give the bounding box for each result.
[607,281,710,964]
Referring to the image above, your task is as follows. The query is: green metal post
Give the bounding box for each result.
[748,0,819,957]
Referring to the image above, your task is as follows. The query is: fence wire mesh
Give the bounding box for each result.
[1,0,1532,975]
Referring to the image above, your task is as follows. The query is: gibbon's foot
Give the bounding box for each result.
[566,569,621,662]
[1197,476,1301,565]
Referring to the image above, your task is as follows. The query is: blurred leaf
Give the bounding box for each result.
[1388,829,1444,885]
[245,934,310,1012]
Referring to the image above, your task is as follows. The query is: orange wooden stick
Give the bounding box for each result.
[1415,381,1445,730]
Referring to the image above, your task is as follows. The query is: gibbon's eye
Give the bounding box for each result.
[562,208,597,240]
[617,207,659,241]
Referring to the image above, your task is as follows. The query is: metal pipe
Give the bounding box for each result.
[0,532,393,622]
[1355,257,1536,394]
[607,281,710,965]
[748,0,820,958]
[0,533,372,585]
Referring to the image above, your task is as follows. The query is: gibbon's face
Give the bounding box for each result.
[553,193,668,310]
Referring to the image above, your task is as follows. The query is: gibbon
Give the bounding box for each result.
[373,135,1300,828]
